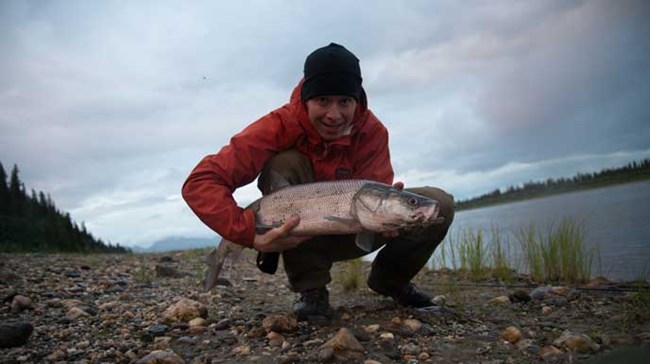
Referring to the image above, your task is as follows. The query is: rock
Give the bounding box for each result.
[262,315,298,333]
[245,327,267,339]
[509,290,531,303]
[10,295,33,313]
[553,330,600,353]
[148,324,170,336]
[155,265,184,278]
[500,326,522,344]
[403,319,422,332]
[364,324,380,333]
[539,345,564,362]
[45,350,66,361]
[66,307,90,319]
[318,346,335,362]
[189,318,207,327]
[319,328,365,361]
[231,345,251,356]
[530,286,552,300]
[364,361,382,364]
[488,295,511,305]
[542,306,553,314]
[136,349,185,364]
[0,322,33,348]
[379,332,394,341]
[516,339,539,354]
[213,318,231,330]
[400,343,421,355]
[189,326,207,334]
[433,295,446,306]
[162,298,207,323]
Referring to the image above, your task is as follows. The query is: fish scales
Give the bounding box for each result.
[256,179,369,235]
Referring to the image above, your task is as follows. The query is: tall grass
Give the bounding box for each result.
[430,217,597,284]
[517,217,598,284]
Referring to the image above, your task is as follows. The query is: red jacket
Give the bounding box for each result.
[182,80,394,247]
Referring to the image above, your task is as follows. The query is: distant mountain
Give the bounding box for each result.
[134,236,218,253]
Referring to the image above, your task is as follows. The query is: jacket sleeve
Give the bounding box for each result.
[181,111,295,247]
[352,112,394,184]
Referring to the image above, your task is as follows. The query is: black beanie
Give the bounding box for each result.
[301,43,363,101]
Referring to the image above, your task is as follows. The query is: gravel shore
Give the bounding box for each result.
[1,250,648,363]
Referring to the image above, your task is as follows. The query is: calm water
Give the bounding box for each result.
[438,181,650,282]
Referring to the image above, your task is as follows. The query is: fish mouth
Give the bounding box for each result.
[410,202,440,224]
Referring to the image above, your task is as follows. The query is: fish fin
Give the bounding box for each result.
[355,232,375,252]
[204,239,244,291]
[268,171,291,192]
[255,224,276,234]
[324,216,358,226]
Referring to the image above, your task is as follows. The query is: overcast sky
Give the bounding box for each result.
[1,0,649,248]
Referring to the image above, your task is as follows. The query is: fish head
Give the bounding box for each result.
[352,183,440,232]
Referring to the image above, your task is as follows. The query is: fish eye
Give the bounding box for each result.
[407,197,418,206]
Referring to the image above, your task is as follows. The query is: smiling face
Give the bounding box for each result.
[306,95,357,141]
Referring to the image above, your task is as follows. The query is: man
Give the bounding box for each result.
[182,43,454,320]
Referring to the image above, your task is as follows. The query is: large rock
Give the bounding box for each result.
[319,328,365,361]
[0,322,33,348]
[162,298,207,323]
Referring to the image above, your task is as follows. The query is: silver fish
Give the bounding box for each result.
[203,179,440,291]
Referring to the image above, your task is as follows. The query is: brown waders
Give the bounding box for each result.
[256,150,455,293]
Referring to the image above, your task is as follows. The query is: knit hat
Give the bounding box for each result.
[301,43,363,101]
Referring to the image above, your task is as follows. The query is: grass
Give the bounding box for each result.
[335,258,366,292]
[430,217,599,285]
[621,284,650,333]
[516,217,598,284]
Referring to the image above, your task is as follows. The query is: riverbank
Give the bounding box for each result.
[456,175,650,211]
[1,250,648,363]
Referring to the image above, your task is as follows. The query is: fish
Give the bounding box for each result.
[203,179,441,291]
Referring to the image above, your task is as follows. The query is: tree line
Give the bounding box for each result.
[0,161,130,253]
[456,158,650,210]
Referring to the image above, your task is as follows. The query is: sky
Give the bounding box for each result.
[1,0,649,248]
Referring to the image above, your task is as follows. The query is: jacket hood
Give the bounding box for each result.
[289,79,370,146]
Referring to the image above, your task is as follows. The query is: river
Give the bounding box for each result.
[432,181,650,282]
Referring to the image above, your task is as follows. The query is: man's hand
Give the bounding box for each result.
[253,214,311,252]
[381,181,405,238]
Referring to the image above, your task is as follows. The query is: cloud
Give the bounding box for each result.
[1,0,649,246]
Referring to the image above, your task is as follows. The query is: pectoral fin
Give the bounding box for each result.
[355,232,375,252]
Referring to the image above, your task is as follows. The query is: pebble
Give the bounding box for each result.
[509,290,531,303]
[539,345,563,358]
[11,295,33,313]
[136,349,185,364]
[232,345,251,356]
[488,295,511,305]
[379,332,395,341]
[0,322,34,348]
[319,328,365,360]
[433,294,446,306]
[262,315,298,333]
[364,324,380,333]
[189,317,207,327]
[553,330,600,353]
[213,318,231,330]
[66,307,90,319]
[500,326,522,344]
[162,298,207,323]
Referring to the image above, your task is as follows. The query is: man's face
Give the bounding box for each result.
[306,95,357,141]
